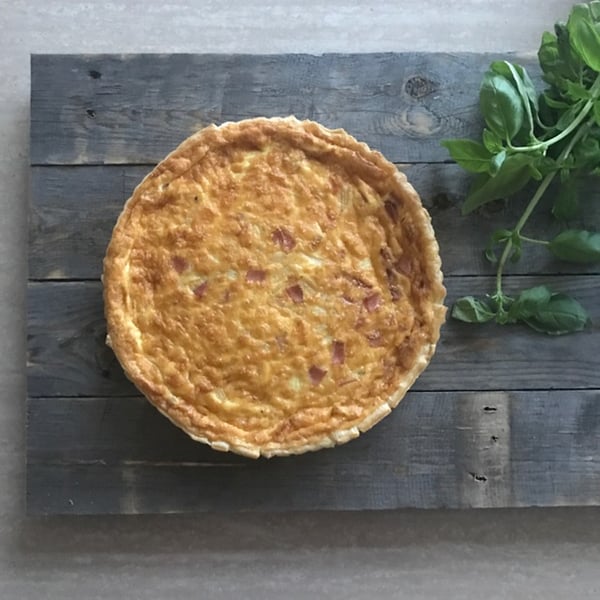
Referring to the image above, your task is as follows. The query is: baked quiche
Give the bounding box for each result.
[103,116,446,458]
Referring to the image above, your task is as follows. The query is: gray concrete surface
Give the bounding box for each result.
[2,1,599,598]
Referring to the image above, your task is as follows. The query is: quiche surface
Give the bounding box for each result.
[103,116,446,458]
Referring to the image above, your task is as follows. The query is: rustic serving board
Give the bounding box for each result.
[28,53,600,515]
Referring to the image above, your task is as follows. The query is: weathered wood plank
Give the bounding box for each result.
[26,391,600,515]
[30,53,540,165]
[29,164,600,280]
[27,52,600,516]
[26,276,600,398]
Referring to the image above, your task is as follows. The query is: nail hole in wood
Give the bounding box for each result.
[491,435,499,443]
[88,69,102,79]
[469,472,488,483]
[86,109,96,118]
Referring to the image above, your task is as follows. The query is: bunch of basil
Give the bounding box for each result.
[443,2,600,334]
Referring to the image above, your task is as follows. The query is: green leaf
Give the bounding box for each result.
[539,31,560,77]
[572,135,600,171]
[489,149,507,175]
[440,139,493,173]
[542,93,571,109]
[594,100,600,126]
[556,99,585,131]
[552,177,580,220]
[556,21,586,79]
[521,293,590,335]
[490,61,539,109]
[490,61,539,137]
[483,128,503,153]
[510,231,523,262]
[462,154,534,215]
[590,0,600,20]
[479,71,525,140]
[507,285,552,321]
[567,3,600,71]
[452,296,496,323]
[484,228,512,263]
[566,80,592,100]
[548,229,600,263]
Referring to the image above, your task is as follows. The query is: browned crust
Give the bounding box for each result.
[103,116,446,458]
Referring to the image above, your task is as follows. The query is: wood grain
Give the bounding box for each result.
[29,164,600,280]
[27,53,600,515]
[26,391,600,514]
[30,53,539,165]
[27,277,600,398]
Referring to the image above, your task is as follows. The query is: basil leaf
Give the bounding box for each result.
[556,21,586,80]
[510,232,523,262]
[484,228,512,263]
[489,149,507,175]
[567,4,600,71]
[521,293,590,335]
[490,61,538,137]
[483,128,503,153]
[539,31,561,80]
[572,135,600,171]
[508,285,552,321]
[440,139,493,173]
[594,100,600,126]
[479,71,525,140]
[556,99,585,131]
[548,229,600,263]
[462,154,534,215]
[566,80,592,100]
[590,0,600,21]
[552,177,580,220]
[542,93,571,109]
[452,296,496,323]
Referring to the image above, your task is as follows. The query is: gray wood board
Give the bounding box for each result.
[28,53,600,515]
[30,52,540,165]
[27,277,600,397]
[26,392,600,514]
[30,164,600,279]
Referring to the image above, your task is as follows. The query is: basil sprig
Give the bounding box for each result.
[443,2,600,335]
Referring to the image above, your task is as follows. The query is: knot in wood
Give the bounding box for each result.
[405,76,437,99]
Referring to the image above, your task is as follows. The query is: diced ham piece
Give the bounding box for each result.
[272,227,296,252]
[193,281,208,298]
[171,256,187,273]
[363,293,381,313]
[395,255,412,276]
[246,269,266,283]
[385,199,399,223]
[286,284,304,303]
[386,268,401,301]
[308,365,327,385]
[332,340,345,365]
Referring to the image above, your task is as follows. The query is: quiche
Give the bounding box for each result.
[103,116,446,458]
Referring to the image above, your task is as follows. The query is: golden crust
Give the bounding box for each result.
[103,116,446,458]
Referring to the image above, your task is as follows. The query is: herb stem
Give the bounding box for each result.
[519,235,550,246]
[495,116,594,298]
[508,74,600,153]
